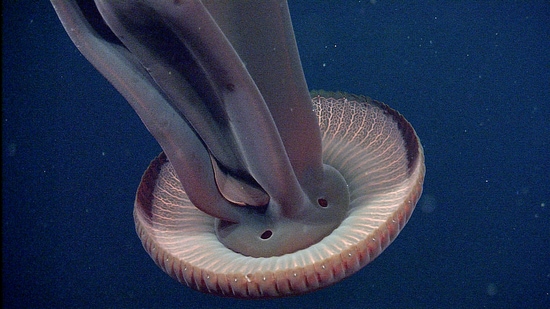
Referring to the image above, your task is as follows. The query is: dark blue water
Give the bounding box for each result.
[3,1,549,308]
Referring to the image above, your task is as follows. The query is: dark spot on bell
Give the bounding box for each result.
[260,230,273,239]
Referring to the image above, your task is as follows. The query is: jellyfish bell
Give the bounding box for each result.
[134,92,424,297]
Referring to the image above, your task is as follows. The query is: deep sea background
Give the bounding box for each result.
[3,1,549,308]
